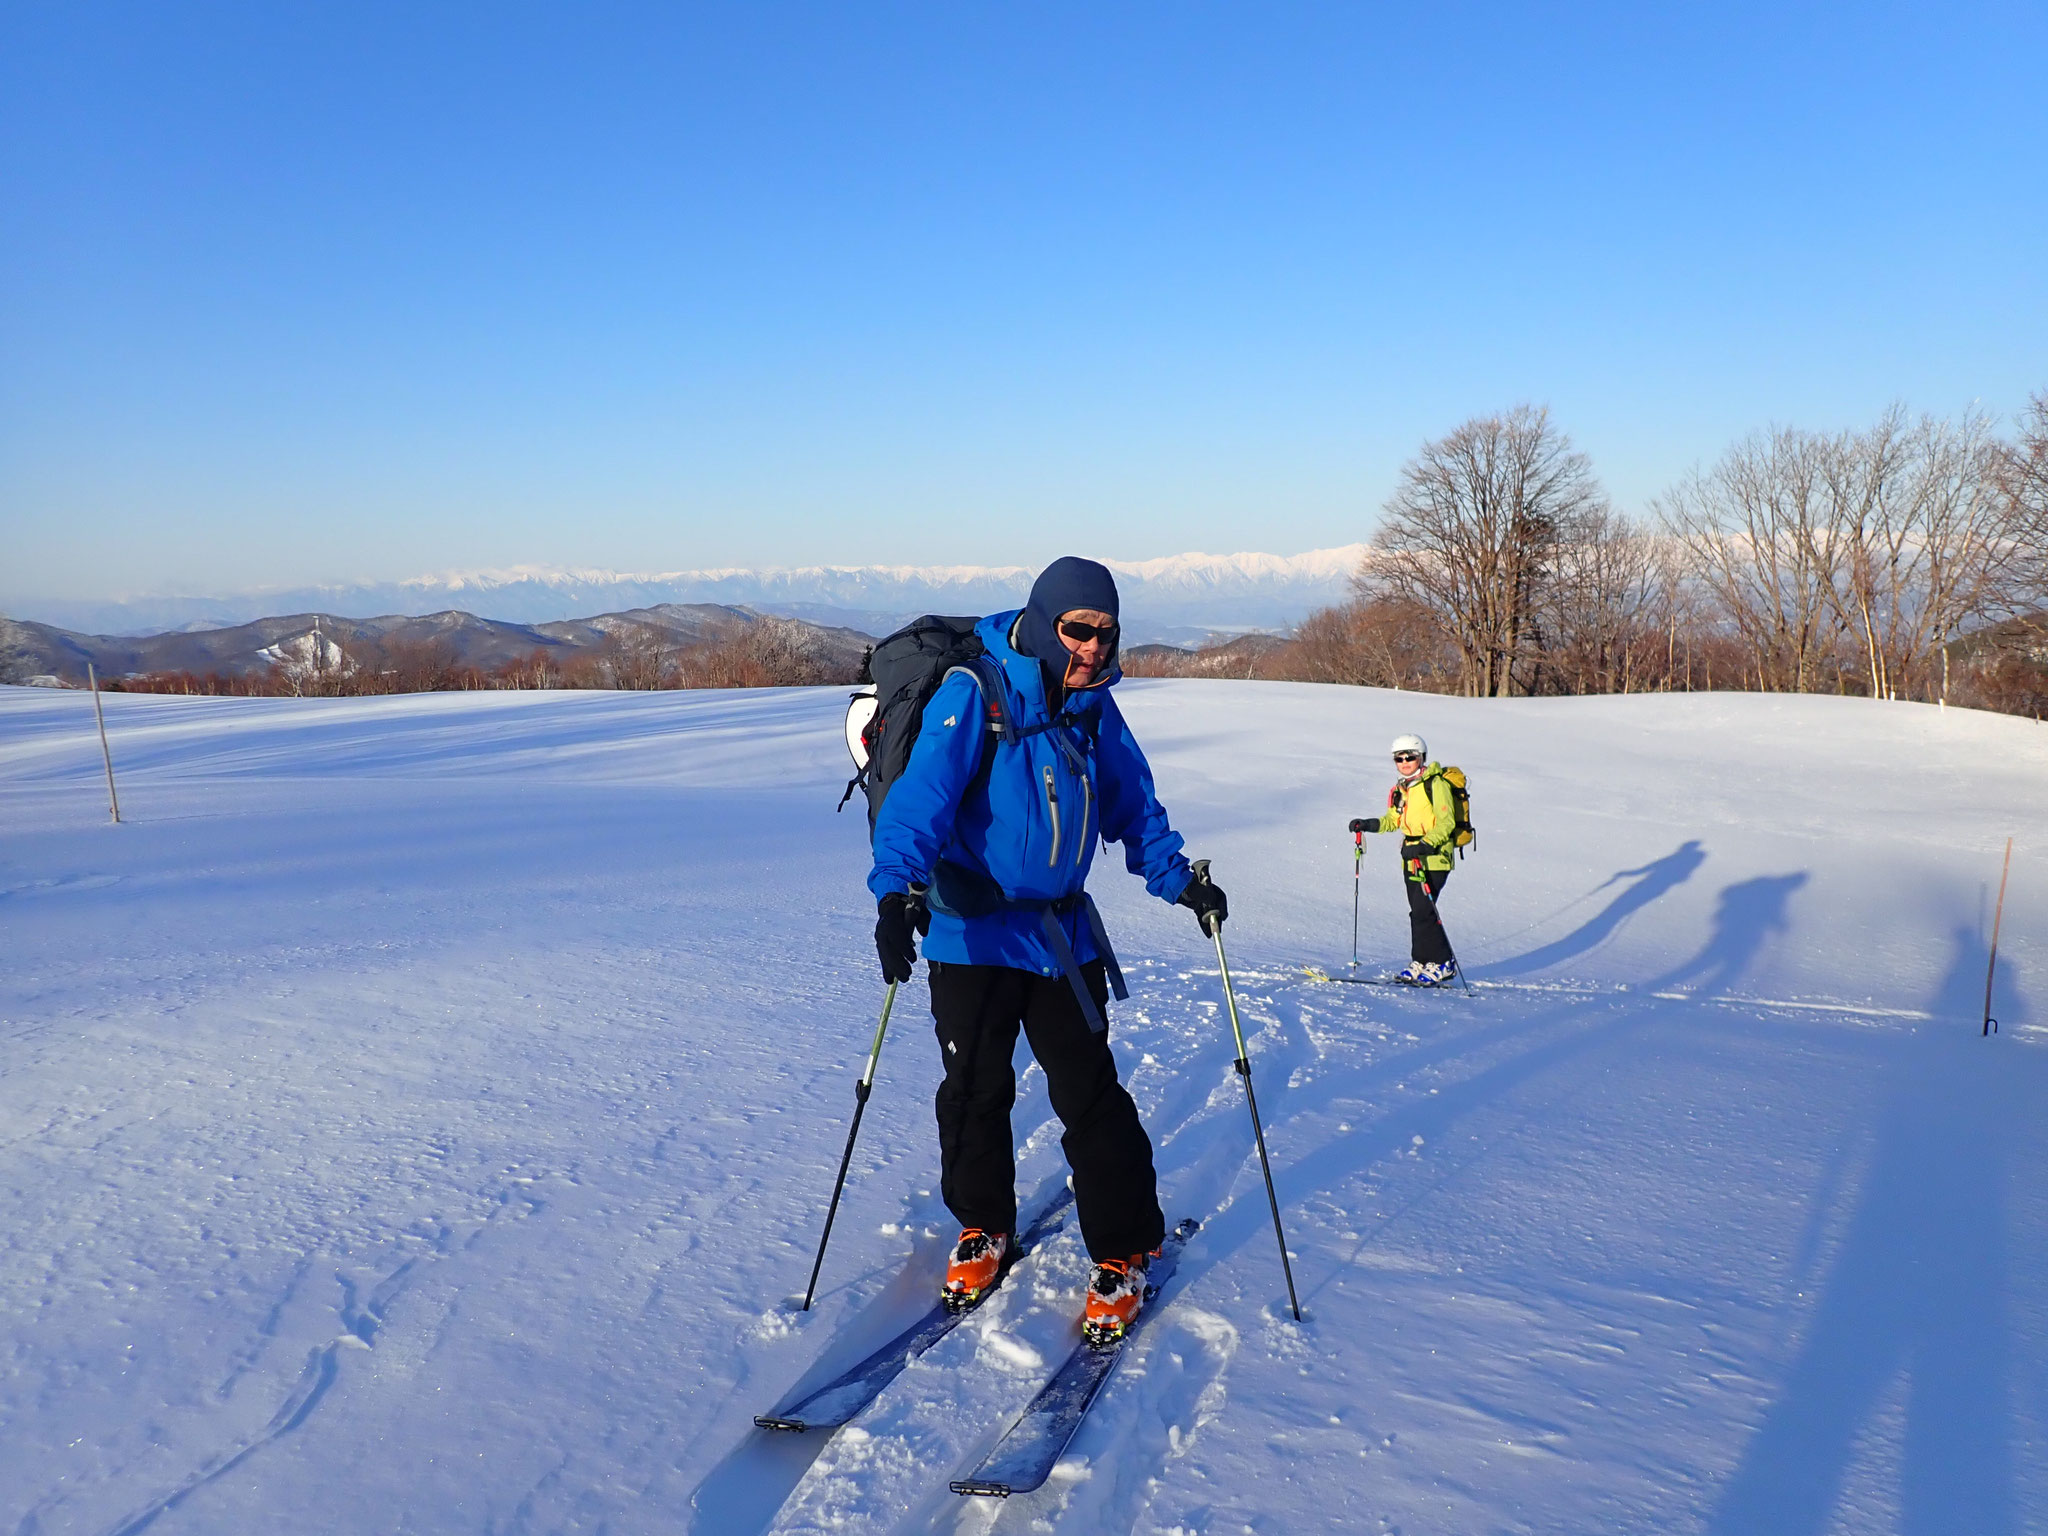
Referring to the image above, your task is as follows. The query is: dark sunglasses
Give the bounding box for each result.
[1058,619,1119,645]
[1392,752,1422,763]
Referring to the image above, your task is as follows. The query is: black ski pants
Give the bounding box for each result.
[927,958,1165,1263]
[1404,867,1453,964]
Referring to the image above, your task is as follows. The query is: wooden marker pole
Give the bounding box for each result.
[86,663,122,824]
[1984,836,2012,1037]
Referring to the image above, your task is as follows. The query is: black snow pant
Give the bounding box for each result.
[928,958,1166,1263]
[1404,867,1453,965]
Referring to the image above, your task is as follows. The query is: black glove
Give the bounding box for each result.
[1401,839,1433,866]
[875,891,925,983]
[1177,863,1229,935]
[1349,817,1379,834]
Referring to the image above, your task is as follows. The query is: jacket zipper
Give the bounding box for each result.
[1043,765,1062,867]
[1075,773,1092,868]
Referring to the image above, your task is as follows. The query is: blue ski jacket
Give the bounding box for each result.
[867,611,1193,978]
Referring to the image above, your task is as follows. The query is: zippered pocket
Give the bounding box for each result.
[1075,773,1092,868]
[1043,765,1062,867]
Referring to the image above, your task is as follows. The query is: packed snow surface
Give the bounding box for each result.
[2,680,2044,1536]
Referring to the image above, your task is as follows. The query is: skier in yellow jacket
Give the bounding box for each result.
[1348,733,1459,985]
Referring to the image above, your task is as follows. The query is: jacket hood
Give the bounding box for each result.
[1014,556,1120,687]
[980,609,1122,705]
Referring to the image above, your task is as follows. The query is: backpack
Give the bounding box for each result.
[1391,763,1476,857]
[836,616,1009,839]
[1438,765,1476,855]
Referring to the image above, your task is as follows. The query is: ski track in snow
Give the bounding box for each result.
[85,1187,541,1536]
[2,681,2046,1535]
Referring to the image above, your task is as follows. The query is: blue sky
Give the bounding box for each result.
[3,2,2043,602]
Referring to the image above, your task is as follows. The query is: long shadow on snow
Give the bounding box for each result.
[685,1429,838,1536]
[682,1238,949,1536]
[1647,873,1806,994]
[1051,876,1808,1534]
[1153,987,1560,1203]
[924,874,1812,1529]
[1475,840,1706,980]
[1707,927,2032,1536]
[683,1254,941,1536]
[1925,914,2034,1033]
[1184,873,1810,1308]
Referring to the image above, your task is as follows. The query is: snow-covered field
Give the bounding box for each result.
[3,680,2043,1536]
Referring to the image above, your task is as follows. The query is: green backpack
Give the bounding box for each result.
[1437,765,1475,856]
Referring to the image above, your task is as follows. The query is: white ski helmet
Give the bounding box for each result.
[1390,733,1427,760]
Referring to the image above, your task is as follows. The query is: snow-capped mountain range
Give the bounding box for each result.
[9,546,1370,645]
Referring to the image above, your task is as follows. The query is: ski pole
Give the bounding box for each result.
[1348,831,1364,967]
[1984,836,2012,1037]
[802,981,898,1310]
[1411,860,1475,996]
[1190,860,1301,1323]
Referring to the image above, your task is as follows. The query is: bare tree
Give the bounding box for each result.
[1656,428,1849,693]
[1814,407,2021,702]
[1992,390,2048,620]
[592,624,685,690]
[352,634,472,694]
[496,647,565,690]
[1360,406,1609,696]
[688,615,856,688]
[1536,509,1679,695]
[1284,598,1458,689]
[1662,407,2032,702]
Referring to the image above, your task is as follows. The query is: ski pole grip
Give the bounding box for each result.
[1188,858,1222,936]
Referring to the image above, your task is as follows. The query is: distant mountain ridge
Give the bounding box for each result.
[0,604,874,688]
[6,545,1371,645]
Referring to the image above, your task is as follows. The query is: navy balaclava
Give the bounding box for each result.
[1016,556,1121,689]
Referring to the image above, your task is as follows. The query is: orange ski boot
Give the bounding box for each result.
[942,1228,1011,1312]
[1081,1250,1155,1348]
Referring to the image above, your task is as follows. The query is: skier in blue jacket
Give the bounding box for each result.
[869,556,1227,1343]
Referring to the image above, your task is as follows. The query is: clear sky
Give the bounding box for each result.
[3,2,2043,601]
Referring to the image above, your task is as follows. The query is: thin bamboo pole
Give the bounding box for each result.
[1984,837,2012,1037]
[87,663,121,824]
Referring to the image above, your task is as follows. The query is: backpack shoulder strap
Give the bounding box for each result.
[940,658,1011,794]
[943,657,1015,735]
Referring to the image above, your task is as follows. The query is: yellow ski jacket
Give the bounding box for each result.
[1384,764,1458,875]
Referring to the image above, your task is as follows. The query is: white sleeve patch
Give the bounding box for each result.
[943,715,957,728]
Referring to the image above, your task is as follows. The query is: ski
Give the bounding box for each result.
[1303,964,1471,993]
[755,1188,1074,1433]
[1302,964,1385,986]
[949,1217,1201,1498]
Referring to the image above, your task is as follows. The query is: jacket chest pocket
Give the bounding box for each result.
[1394,781,1434,837]
[1038,755,1094,870]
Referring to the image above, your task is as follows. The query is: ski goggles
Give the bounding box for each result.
[1392,751,1422,763]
